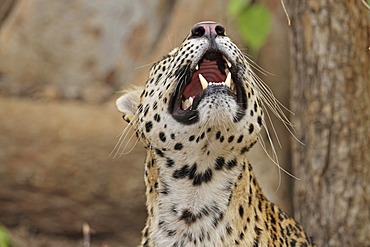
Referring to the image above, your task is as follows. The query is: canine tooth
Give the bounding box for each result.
[188,96,193,106]
[196,64,199,70]
[227,60,232,68]
[225,72,232,88]
[182,99,188,110]
[199,73,208,90]
[182,96,194,110]
[223,56,232,68]
[231,82,235,91]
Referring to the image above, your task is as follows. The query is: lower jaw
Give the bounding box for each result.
[198,99,245,125]
[170,87,246,125]
[178,102,244,130]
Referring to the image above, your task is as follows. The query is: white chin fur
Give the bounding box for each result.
[197,94,239,127]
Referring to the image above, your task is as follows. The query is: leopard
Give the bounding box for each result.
[115,21,314,247]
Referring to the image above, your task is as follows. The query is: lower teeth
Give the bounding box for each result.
[182,96,194,110]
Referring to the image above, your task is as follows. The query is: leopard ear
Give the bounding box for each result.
[116,89,142,124]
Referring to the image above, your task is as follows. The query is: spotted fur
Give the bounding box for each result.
[116,22,313,247]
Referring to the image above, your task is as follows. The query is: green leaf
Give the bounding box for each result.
[228,0,251,17]
[0,227,11,247]
[236,4,271,53]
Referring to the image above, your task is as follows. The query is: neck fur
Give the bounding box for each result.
[143,143,263,246]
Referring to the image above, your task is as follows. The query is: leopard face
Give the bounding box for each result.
[117,21,263,156]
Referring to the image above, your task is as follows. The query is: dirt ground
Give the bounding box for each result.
[0,96,147,246]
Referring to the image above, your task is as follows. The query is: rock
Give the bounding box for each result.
[0,0,171,100]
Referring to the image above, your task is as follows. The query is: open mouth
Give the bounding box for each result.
[169,51,247,125]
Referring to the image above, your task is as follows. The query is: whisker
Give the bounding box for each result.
[110,125,132,158]
[135,61,157,70]
[119,131,140,156]
[111,103,143,157]
[262,104,282,148]
[242,52,275,77]
[239,54,304,182]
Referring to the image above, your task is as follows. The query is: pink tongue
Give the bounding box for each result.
[182,59,226,99]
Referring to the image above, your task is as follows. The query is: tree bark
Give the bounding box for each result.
[0,0,17,27]
[288,1,370,246]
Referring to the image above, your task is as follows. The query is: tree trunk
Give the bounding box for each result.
[0,0,17,27]
[288,1,370,246]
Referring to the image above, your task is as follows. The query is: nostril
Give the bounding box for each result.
[215,25,225,36]
[189,22,226,40]
[191,26,205,38]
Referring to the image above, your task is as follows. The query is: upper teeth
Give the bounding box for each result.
[199,73,208,90]
[198,72,233,91]
[225,71,231,88]
[182,58,235,110]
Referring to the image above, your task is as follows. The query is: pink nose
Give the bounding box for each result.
[190,22,226,40]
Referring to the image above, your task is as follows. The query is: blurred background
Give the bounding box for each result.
[0,0,293,246]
